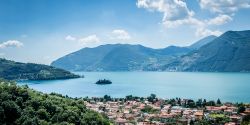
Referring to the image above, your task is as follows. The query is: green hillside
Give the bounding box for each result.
[0,58,80,80]
[0,79,110,125]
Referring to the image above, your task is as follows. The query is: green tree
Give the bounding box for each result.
[238,105,246,113]
[242,115,250,125]
[147,94,156,103]
[2,100,21,123]
[216,99,222,105]
[37,108,50,120]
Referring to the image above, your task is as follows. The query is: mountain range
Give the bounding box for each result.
[51,44,191,71]
[164,30,250,72]
[51,30,250,72]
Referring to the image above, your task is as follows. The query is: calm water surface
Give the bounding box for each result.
[18,72,250,102]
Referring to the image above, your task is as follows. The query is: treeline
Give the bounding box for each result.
[84,94,247,111]
[0,79,109,125]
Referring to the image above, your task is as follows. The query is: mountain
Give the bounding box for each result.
[0,58,80,80]
[164,30,250,72]
[51,44,191,71]
[52,30,250,72]
[189,35,217,50]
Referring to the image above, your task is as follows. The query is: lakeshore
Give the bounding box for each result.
[18,72,250,102]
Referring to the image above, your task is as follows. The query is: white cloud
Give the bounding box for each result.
[137,0,195,28]
[199,0,250,14]
[196,27,222,37]
[136,0,240,37]
[0,40,23,49]
[137,0,194,21]
[79,35,100,45]
[207,14,233,25]
[162,17,203,28]
[111,29,131,40]
[65,35,76,41]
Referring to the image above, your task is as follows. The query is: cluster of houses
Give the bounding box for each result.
[84,98,250,125]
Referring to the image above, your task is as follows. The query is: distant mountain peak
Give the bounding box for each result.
[189,35,217,50]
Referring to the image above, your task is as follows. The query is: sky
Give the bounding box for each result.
[0,0,250,64]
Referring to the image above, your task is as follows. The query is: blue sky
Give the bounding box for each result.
[0,0,250,64]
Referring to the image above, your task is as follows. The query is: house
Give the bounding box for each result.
[225,122,236,125]
[115,118,128,125]
[177,118,188,125]
[194,111,203,120]
[244,108,250,115]
[230,115,241,124]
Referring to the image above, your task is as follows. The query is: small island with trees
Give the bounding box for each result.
[95,79,112,85]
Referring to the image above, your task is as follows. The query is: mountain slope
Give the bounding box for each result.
[189,35,217,50]
[0,58,80,80]
[164,30,250,72]
[51,44,191,71]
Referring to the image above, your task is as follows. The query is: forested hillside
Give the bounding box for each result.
[0,79,110,125]
[0,58,80,80]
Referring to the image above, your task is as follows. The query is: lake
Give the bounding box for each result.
[18,72,250,102]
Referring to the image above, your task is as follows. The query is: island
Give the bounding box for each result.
[95,79,112,85]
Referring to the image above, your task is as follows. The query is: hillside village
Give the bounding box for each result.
[84,95,250,125]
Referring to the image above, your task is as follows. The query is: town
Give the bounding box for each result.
[83,94,250,125]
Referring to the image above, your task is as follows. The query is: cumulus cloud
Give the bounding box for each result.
[195,28,222,37]
[65,35,76,41]
[162,17,203,28]
[207,14,233,25]
[0,40,23,49]
[199,0,250,14]
[137,0,195,28]
[136,0,249,37]
[111,29,131,40]
[79,35,100,44]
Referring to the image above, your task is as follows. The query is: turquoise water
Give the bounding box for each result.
[18,72,250,102]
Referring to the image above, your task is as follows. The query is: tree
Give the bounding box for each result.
[187,100,195,108]
[202,99,207,107]
[147,94,156,103]
[216,99,222,105]
[103,95,111,101]
[37,108,50,120]
[126,95,133,101]
[2,100,21,123]
[196,99,202,107]
[207,101,215,106]
[238,105,246,113]
[242,115,250,125]
[0,106,5,124]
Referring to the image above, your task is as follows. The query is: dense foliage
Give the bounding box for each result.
[0,58,80,80]
[0,79,110,125]
[141,105,160,114]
